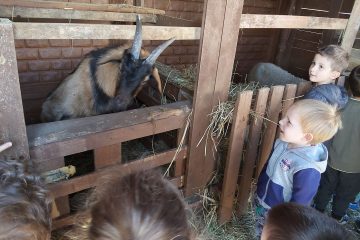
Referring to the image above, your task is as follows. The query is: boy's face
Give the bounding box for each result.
[278,105,311,148]
[308,54,340,85]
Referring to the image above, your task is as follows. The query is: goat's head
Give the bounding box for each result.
[117,16,175,99]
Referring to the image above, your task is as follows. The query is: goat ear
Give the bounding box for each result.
[130,15,142,60]
[151,67,162,94]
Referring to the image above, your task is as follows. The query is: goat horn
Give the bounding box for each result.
[144,38,175,65]
[130,15,142,59]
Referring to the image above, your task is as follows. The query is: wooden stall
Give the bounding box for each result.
[0,0,360,229]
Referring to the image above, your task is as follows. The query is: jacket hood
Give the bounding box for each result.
[303,84,348,109]
[288,142,328,173]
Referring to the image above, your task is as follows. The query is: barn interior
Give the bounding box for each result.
[0,0,359,239]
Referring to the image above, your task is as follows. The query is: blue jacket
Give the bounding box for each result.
[303,84,348,110]
[256,139,328,209]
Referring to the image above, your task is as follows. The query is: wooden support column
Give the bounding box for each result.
[0,19,29,161]
[341,0,360,53]
[185,0,244,195]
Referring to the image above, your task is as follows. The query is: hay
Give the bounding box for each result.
[155,62,196,91]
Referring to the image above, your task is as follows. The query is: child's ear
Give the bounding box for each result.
[304,133,313,143]
[331,71,341,80]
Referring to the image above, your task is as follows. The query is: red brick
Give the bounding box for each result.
[19,72,40,83]
[15,40,26,48]
[39,48,62,59]
[71,59,83,68]
[179,55,197,64]
[187,46,199,54]
[61,70,73,79]
[83,47,96,55]
[51,59,72,70]
[173,46,187,55]
[154,0,169,10]
[49,40,71,47]
[184,2,203,12]
[28,60,51,71]
[92,39,110,47]
[72,39,92,47]
[40,71,63,82]
[160,46,174,56]
[25,40,49,48]
[165,56,181,65]
[16,48,38,60]
[17,61,28,73]
[62,48,83,58]
[168,1,185,11]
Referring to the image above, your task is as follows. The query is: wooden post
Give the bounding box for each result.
[0,19,29,161]
[185,0,244,196]
[341,0,360,53]
[218,90,253,224]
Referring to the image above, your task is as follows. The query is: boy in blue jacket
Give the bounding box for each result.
[254,99,342,237]
[304,45,349,109]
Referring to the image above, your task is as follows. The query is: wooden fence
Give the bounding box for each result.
[218,82,311,224]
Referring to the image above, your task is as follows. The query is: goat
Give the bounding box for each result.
[41,16,175,122]
[0,159,52,240]
[248,63,307,86]
[67,170,193,240]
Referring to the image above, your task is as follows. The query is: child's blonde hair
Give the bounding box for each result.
[291,99,342,145]
[318,45,349,73]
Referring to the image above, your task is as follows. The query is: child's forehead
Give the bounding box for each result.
[313,53,333,65]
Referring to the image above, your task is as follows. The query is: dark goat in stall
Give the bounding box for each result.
[41,16,175,122]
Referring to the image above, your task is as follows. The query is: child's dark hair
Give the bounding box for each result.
[348,65,360,97]
[318,45,349,73]
[263,203,356,240]
[0,160,52,240]
[87,170,191,240]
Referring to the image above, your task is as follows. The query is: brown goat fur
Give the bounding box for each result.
[68,170,192,240]
[0,160,52,240]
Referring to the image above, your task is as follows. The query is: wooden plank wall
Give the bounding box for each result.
[218,82,311,223]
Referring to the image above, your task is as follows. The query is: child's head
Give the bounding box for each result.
[309,45,349,84]
[0,160,52,240]
[348,65,360,97]
[261,203,356,240]
[279,99,342,146]
[88,170,191,240]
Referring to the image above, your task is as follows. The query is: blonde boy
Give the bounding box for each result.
[304,45,349,109]
[254,99,342,236]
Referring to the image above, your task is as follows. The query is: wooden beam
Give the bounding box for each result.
[341,0,360,53]
[13,22,201,40]
[0,19,29,160]
[10,14,349,40]
[0,0,165,15]
[240,14,348,29]
[218,90,253,224]
[0,6,157,23]
[49,147,187,198]
[185,0,244,195]
[28,101,191,161]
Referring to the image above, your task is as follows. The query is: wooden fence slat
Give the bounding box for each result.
[0,19,29,160]
[49,147,187,198]
[236,87,270,215]
[218,90,253,224]
[94,144,121,169]
[255,86,285,178]
[0,0,165,14]
[0,6,157,23]
[295,81,312,97]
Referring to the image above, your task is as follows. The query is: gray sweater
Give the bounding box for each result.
[328,98,360,173]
